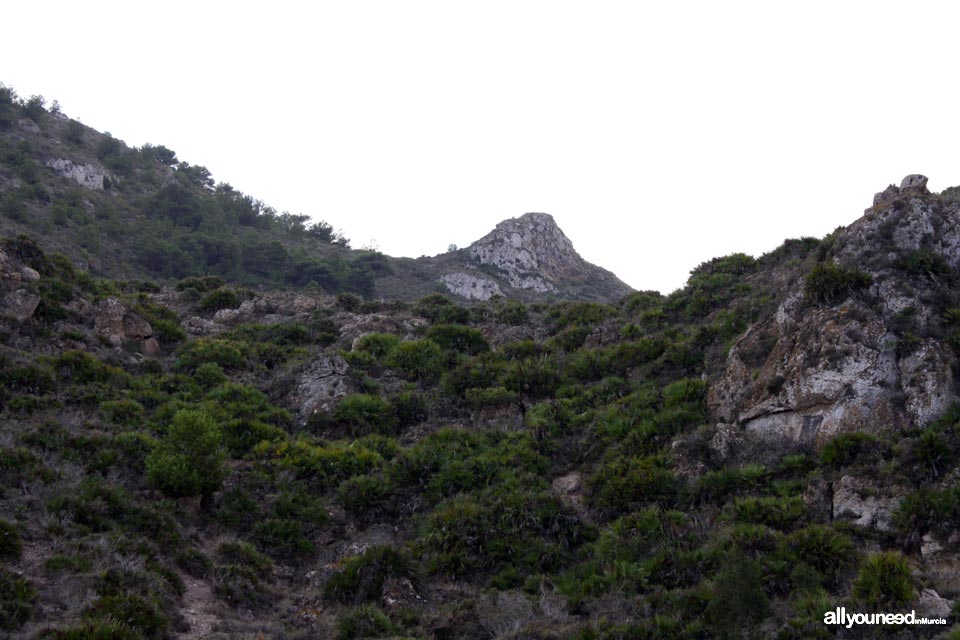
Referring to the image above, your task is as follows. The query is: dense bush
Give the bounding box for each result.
[146,409,226,497]
[0,566,35,631]
[385,339,444,382]
[0,519,22,560]
[804,262,872,304]
[324,545,416,603]
[852,552,916,608]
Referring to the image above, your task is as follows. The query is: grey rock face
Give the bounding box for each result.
[3,289,41,321]
[94,298,154,346]
[709,175,960,446]
[469,213,578,292]
[831,475,900,532]
[900,173,929,191]
[462,212,633,300]
[45,158,110,190]
[293,355,353,424]
[441,272,503,301]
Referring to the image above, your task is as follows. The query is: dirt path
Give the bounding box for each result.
[176,571,220,639]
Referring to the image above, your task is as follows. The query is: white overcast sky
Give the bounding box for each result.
[3,1,959,293]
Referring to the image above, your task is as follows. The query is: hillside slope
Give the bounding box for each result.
[1,85,960,639]
[0,87,630,304]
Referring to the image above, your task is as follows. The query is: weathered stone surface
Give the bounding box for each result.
[339,313,404,348]
[551,472,582,495]
[184,316,225,335]
[122,312,153,340]
[916,588,952,619]
[94,298,127,340]
[142,338,161,357]
[292,295,318,314]
[441,272,502,301]
[900,173,928,191]
[20,266,40,282]
[45,158,110,190]
[467,212,632,298]
[709,176,960,447]
[831,475,900,532]
[95,298,153,344]
[292,355,353,423]
[2,289,40,321]
[212,308,242,324]
[873,184,900,206]
[709,423,742,461]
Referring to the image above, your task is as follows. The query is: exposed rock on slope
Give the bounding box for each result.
[438,212,633,302]
[709,175,960,446]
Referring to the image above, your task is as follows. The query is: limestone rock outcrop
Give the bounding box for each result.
[437,212,633,302]
[440,272,502,301]
[44,158,111,190]
[709,175,960,446]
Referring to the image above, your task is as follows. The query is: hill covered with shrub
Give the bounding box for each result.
[0,85,631,306]
[1,82,960,638]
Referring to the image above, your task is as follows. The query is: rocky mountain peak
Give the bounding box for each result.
[466,212,587,294]
[432,212,633,303]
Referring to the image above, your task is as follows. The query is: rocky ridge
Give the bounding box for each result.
[710,175,960,447]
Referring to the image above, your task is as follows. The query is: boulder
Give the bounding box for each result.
[900,174,928,192]
[831,475,900,532]
[292,355,353,424]
[20,267,40,282]
[95,298,154,344]
[3,290,40,321]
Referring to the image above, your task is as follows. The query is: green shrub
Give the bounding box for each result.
[896,249,951,277]
[83,594,167,638]
[782,525,855,586]
[216,541,272,572]
[99,399,145,426]
[146,409,226,497]
[820,432,878,467]
[324,545,416,603]
[465,386,517,410]
[852,552,916,608]
[354,332,401,359]
[732,496,805,530]
[54,350,131,386]
[418,488,588,577]
[385,339,444,382]
[695,465,769,505]
[34,621,143,640]
[175,338,248,371]
[212,564,271,611]
[198,287,245,313]
[336,605,398,640]
[426,324,490,355]
[805,262,872,304]
[176,275,225,292]
[589,456,680,514]
[703,552,769,633]
[44,553,94,574]
[214,488,262,532]
[0,567,35,630]
[252,518,313,560]
[390,390,428,427]
[273,489,329,530]
[337,474,390,517]
[328,393,397,436]
[413,293,470,324]
[0,519,22,560]
[194,362,226,388]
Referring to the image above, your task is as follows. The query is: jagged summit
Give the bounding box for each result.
[430,212,633,303]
